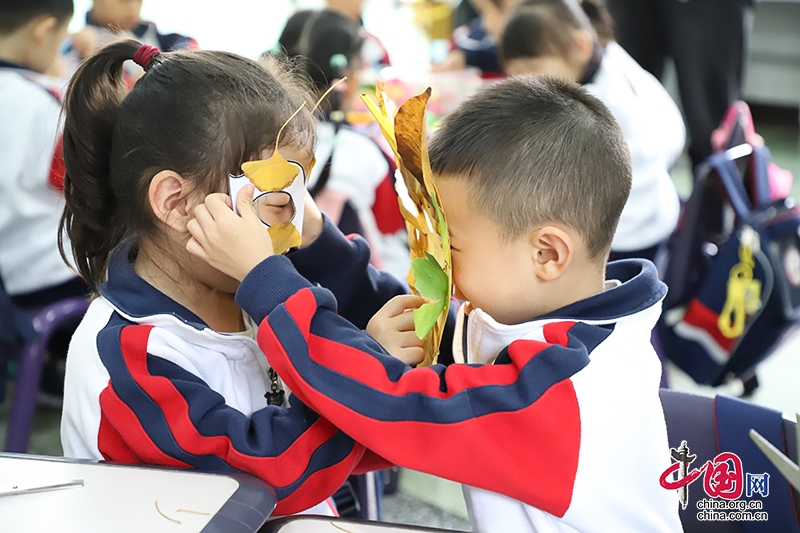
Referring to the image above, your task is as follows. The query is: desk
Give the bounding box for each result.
[0,453,276,533]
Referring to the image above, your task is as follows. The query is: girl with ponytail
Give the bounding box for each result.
[275,9,409,280]
[59,40,412,516]
[501,0,686,263]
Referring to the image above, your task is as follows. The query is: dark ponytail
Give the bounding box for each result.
[60,40,315,295]
[59,40,140,295]
[275,9,364,113]
[501,0,615,65]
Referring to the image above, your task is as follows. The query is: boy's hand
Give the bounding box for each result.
[367,295,428,366]
[186,185,274,282]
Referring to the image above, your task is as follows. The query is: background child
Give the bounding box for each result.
[276,9,409,280]
[0,0,86,403]
[66,0,196,71]
[325,0,391,69]
[500,0,684,262]
[58,40,406,516]
[434,0,523,76]
[208,76,682,533]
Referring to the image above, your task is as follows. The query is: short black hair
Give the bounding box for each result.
[0,0,74,35]
[429,76,631,260]
[500,0,614,65]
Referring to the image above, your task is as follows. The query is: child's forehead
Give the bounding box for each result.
[259,145,315,166]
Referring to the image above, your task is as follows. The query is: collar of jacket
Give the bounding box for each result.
[454,259,666,364]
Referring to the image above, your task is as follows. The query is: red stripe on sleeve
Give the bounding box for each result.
[98,382,190,468]
[114,325,361,515]
[286,362,581,517]
[310,334,543,397]
[262,293,581,515]
[274,288,548,398]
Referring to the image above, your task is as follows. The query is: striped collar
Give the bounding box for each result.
[99,239,208,330]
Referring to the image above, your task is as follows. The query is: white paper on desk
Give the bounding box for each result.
[0,456,239,533]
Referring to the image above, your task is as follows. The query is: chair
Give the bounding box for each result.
[1,295,88,453]
[660,389,800,533]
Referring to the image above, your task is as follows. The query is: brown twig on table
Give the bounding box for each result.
[330,522,355,533]
[155,501,181,524]
[176,509,211,515]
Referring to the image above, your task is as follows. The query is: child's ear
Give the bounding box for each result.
[573,29,595,64]
[529,226,573,281]
[148,170,196,233]
[31,16,59,44]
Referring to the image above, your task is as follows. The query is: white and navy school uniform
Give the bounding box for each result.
[0,60,76,298]
[584,42,685,256]
[258,259,683,533]
[61,218,406,516]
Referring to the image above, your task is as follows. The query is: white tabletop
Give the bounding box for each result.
[0,454,276,533]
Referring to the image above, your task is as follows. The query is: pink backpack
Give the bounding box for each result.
[711,101,793,201]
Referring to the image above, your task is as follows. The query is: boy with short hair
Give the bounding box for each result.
[257,76,683,532]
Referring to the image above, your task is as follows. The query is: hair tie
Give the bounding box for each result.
[133,44,161,71]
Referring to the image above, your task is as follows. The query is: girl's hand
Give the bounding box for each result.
[186,185,274,282]
[301,190,324,248]
[367,295,428,366]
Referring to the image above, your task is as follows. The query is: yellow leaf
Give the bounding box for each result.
[241,154,300,192]
[241,100,307,192]
[268,222,302,255]
[365,86,452,365]
[360,93,397,154]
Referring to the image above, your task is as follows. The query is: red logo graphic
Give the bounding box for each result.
[660,441,744,508]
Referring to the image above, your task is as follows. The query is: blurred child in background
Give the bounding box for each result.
[501,0,684,262]
[435,0,524,77]
[277,9,409,280]
[0,0,85,403]
[325,0,391,69]
[66,0,196,70]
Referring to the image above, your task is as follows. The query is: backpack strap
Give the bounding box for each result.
[705,151,754,221]
[750,145,774,209]
[715,395,800,532]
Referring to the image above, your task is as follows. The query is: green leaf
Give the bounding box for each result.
[414,299,445,339]
[411,252,449,339]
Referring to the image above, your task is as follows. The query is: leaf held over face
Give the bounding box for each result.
[411,252,448,339]
[268,222,302,255]
[363,86,452,365]
[241,155,300,193]
[240,100,307,192]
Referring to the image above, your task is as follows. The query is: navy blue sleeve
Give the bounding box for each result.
[287,216,407,329]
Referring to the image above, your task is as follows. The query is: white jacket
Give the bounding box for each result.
[261,259,684,533]
[586,42,685,252]
[0,64,75,294]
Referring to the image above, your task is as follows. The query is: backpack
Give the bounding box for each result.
[657,139,800,386]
